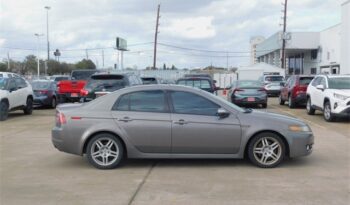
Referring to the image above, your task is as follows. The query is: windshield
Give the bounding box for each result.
[237,80,263,88]
[328,77,350,89]
[85,78,126,91]
[32,81,51,90]
[142,78,157,84]
[299,77,314,85]
[0,78,8,90]
[177,79,212,89]
[264,76,284,82]
[72,70,97,80]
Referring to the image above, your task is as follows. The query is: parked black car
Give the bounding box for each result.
[32,80,58,108]
[227,80,268,108]
[81,73,142,102]
[176,77,216,93]
[141,77,161,85]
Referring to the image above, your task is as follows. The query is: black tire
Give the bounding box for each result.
[288,95,295,108]
[262,103,267,108]
[306,97,315,115]
[23,97,33,115]
[248,132,286,168]
[51,97,57,108]
[0,101,9,121]
[86,133,124,169]
[323,101,335,122]
[279,94,285,105]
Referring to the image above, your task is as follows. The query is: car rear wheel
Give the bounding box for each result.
[51,97,57,108]
[86,134,124,169]
[306,97,315,115]
[248,132,285,168]
[23,97,33,115]
[288,95,295,108]
[323,101,335,122]
[279,94,285,105]
[0,101,9,121]
[262,103,267,108]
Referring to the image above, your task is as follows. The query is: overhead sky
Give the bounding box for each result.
[0,0,345,69]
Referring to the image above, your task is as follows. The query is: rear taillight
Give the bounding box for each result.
[56,111,66,126]
[233,88,244,94]
[80,89,89,96]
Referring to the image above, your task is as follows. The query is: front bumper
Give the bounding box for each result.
[332,99,350,117]
[283,131,314,158]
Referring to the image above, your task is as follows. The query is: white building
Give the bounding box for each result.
[254,1,349,75]
[250,36,265,65]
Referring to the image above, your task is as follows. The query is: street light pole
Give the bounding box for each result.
[34,33,44,78]
[45,6,51,76]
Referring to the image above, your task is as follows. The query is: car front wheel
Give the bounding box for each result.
[306,97,315,115]
[288,95,295,108]
[323,101,335,122]
[279,94,285,105]
[248,132,285,168]
[0,101,9,121]
[86,134,124,169]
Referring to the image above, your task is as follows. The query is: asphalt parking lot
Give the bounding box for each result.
[1,97,349,205]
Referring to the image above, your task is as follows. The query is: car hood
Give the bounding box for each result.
[250,109,305,125]
[330,89,350,96]
[0,90,9,100]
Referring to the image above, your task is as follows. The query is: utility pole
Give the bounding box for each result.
[7,52,10,70]
[281,0,288,73]
[35,33,44,78]
[45,6,50,60]
[153,4,160,70]
[226,51,229,71]
[85,49,89,59]
[102,50,105,68]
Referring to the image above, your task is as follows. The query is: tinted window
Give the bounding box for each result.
[177,79,212,90]
[328,77,350,89]
[311,77,321,86]
[0,78,8,90]
[319,78,327,87]
[170,91,219,116]
[86,75,126,91]
[32,81,51,90]
[8,79,16,90]
[237,80,263,87]
[129,91,165,112]
[299,77,313,85]
[116,94,129,111]
[142,77,158,85]
[71,70,97,80]
[264,76,284,82]
[15,78,27,88]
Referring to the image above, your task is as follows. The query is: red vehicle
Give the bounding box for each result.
[279,75,314,108]
[57,70,99,103]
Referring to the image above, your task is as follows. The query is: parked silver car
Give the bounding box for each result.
[52,85,314,169]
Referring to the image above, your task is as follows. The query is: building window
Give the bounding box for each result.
[311,49,318,60]
[310,68,316,74]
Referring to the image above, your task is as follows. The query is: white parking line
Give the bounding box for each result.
[269,105,326,129]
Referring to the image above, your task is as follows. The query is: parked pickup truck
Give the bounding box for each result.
[57,70,99,103]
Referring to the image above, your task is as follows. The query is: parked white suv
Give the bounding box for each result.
[306,75,350,122]
[0,72,34,121]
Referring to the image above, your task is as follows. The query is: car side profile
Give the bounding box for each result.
[0,72,34,121]
[52,85,314,169]
[306,75,350,121]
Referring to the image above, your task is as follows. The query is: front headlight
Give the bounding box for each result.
[333,93,349,101]
[288,125,311,132]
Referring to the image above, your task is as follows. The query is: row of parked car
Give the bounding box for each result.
[224,74,350,122]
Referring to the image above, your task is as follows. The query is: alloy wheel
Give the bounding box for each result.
[252,137,282,166]
[324,103,331,120]
[90,138,119,166]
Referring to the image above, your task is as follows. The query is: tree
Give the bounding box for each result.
[171,64,177,70]
[75,59,96,69]
[23,55,37,75]
[163,63,166,70]
[0,62,7,71]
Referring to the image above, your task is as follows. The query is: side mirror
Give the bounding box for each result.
[316,84,325,91]
[213,80,217,84]
[217,108,230,119]
[9,87,17,92]
[280,82,285,87]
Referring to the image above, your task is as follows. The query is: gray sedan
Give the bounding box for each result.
[52,85,314,169]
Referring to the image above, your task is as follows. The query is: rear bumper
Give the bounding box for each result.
[232,95,267,106]
[58,93,82,101]
[52,126,81,155]
[33,96,51,106]
[293,93,307,105]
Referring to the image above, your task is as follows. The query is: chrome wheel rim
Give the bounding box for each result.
[324,104,331,119]
[52,98,56,108]
[253,137,282,166]
[307,99,311,111]
[90,138,119,166]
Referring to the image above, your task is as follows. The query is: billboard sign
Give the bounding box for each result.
[116,37,127,51]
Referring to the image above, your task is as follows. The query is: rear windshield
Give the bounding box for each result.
[86,76,126,90]
[32,81,51,90]
[299,77,313,85]
[71,70,97,80]
[328,77,350,89]
[264,76,284,82]
[54,77,69,81]
[142,78,157,84]
[177,79,211,89]
[237,80,263,88]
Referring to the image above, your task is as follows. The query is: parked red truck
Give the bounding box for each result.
[57,70,99,103]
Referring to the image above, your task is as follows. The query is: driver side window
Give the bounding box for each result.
[8,79,17,91]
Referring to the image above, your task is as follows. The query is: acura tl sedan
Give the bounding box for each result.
[52,85,314,169]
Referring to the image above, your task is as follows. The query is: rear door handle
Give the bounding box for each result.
[118,117,133,122]
[174,119,188,125]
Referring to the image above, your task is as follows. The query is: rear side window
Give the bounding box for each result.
[170,91,219,116]
[299,77,313,86]
[114,90,166,113]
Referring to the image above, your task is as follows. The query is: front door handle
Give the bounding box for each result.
[174,119,188,125]
[118,117,133,122]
